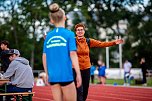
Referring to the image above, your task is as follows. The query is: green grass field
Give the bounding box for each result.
[92,77,152,87]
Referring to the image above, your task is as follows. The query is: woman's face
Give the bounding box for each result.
[75,27,85,37]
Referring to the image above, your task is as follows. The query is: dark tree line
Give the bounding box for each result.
[0,0,151,69]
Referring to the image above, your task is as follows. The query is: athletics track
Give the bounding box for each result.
[33,84,152,101]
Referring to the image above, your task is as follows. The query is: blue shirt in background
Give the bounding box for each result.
[98,66,106,77]
[90,66,96,76]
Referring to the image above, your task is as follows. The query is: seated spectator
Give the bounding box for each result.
[124,73,134,85]
[123,59,132,86]
[36,76,45,86]
[1,49,34,93]
[36,72,46,86]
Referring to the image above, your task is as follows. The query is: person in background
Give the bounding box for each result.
[98,61,106,85]
[42,3,81,101]
[1,49,34,93]
[36,76,45,86]
[0,40,10,72]
[74,23,123,101]
[94,66,99,83]
[0,40,10,101]
[36,72,47,86]
[90,63,96,84]
[123,59,132,86]
[140,57,148,86]
[43,32,47,39]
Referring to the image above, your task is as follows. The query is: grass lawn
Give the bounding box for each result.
[92,77,152,87]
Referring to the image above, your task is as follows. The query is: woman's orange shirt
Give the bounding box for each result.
[76,37,116,70]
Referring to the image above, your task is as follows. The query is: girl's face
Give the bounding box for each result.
[75,27,85,37]
[98,60,102,66]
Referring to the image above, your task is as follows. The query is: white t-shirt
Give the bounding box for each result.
[124,62,132,72]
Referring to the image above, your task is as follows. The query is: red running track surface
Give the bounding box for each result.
[33,84,152,101]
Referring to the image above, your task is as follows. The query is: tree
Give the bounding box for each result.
[0,0,151,70]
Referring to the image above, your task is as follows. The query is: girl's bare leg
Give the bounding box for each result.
[98,76,101,84]
[51,84,63,101]
[101,77,106,85]
[62,82,77,101]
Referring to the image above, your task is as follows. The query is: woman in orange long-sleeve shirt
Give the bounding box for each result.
[74,23,123,101]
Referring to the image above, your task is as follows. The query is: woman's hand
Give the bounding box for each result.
[115,39,123,44]
[76,73,82,88]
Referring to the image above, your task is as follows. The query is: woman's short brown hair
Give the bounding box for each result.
[74,23,85,31]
